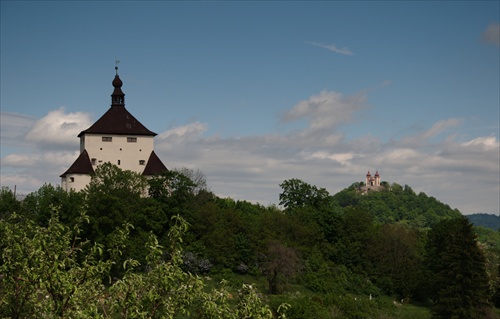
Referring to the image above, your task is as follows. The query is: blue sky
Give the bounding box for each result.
[1,1,499,215]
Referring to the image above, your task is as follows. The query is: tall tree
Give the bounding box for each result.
[0,187,21,220]
[279,179,331,213]
[425,216,491,319]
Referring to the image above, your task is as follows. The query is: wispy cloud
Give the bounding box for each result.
[0,112,36,147]
[481,22,500,46]
[281,90,368,132]
[306,41,354,55]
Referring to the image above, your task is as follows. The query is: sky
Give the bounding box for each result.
[1,1,499,215]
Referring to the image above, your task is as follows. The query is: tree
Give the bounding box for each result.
[263,240,300,294]
[0,187,20,220]
[0,211,114,318]
[82,163,148,243]
[425,217,492,319]
[0,211,288,318]
[279,179,331,213]
[148,170,197,205]
[84,162,147,198]
[367,223,424,298]
[20,184,84,226]
[174,167,209,194]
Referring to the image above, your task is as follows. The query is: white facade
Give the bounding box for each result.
[81,134,154,172]
[61,173,91,192]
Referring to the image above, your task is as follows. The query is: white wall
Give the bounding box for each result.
[82,134,154,174]
[61,174,92,192]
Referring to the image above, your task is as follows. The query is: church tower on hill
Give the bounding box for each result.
[60,67,168,192]
[365,171,380,187]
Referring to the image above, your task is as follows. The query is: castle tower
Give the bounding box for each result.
[60,67,168,192]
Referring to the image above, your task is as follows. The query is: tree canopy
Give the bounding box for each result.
[1,170,498,318]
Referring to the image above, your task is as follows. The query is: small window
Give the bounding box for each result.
[69,177,75,183]
[127,137,137,143]
[91,158,96,165]
[139,160,145,165]
[118,160,121,165]
[102,137,112,142]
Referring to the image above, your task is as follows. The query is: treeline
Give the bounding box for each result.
[0,164,499,318]
[467,213,500,231]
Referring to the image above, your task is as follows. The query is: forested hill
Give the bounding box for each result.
[467,213,500,230]
[1,169,499,318]
[331,182,462,228]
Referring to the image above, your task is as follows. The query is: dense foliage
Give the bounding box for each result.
[467,213,500,231]
[0,168,498,318]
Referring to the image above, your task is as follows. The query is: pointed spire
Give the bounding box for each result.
[111,65,125,106]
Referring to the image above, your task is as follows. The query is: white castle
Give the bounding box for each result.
[60,67,168,192]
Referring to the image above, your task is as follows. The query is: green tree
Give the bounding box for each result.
[279,179,331,213]
[0,187,21,220]
[425,217,492,318]
[20,184,84,226]
[367,223,424,298]
[83,163,147,242]
[0,211,288,318]
[0,211,114,318]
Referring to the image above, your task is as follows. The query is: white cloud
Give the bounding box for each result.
[462,136,499,150]
[24,108,92,149]
[2,154,37,167]
[481,22,500,46]
[1,109,91,193]
[306,41,354,55]
[157,122,208,141]
[282,90,368,132]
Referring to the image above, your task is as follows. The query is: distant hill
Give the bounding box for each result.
[332,182,463,228]
[467,213,500,231]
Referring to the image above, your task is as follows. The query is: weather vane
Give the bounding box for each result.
[115,58,120,74]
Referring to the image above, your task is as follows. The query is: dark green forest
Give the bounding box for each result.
[1,163,499,318]
[467,213,500,231]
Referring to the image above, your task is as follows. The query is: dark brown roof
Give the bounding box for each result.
[60,149,95,177]
[78,105,157,137]
[78,72,156,137]
[142,151,168,176]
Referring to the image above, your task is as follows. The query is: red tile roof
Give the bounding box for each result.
[142,150,168,176]
[60,149,95,177]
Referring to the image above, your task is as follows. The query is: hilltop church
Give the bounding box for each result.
[359,171,384,194]
[60,67,168,192]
